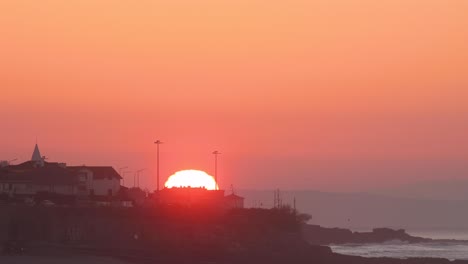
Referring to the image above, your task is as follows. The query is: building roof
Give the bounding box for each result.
[0,144,121,186]
[0,162,121,185]
[224,194,244,200]
[68,166,122,180]
[0,161,77,185]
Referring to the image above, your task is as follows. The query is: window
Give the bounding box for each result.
[107,189,113,196]
[89,189,95,196]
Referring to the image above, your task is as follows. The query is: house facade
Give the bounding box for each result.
[68,166,121,196]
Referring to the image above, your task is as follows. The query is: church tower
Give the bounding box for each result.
[31,144,44,167]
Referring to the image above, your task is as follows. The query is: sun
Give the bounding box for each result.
[164,170,218,190]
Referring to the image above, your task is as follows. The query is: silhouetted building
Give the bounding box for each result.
[0,144,122,197]
[224,193,244,209]
[158,187,244,209]
[124,187,147,206]
[159,187,225,206]
[0,160,77,195]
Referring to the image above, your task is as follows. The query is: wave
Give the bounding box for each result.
[331,241,468,261]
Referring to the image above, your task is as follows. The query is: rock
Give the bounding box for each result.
[303,225,431,245]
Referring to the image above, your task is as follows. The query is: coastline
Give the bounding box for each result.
[1,206,467,264]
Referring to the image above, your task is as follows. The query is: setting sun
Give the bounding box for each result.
[164,170,218,190]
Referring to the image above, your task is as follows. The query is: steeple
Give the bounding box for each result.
[31,144,42,162]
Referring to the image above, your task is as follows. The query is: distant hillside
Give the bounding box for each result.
[370,179,468,201]
[237,189,468,230]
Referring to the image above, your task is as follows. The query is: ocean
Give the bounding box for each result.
[330,229,468,261]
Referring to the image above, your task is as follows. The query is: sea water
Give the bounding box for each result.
[330,229,468,261]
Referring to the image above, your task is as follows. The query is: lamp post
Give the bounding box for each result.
[136,169,146,188]
[123,171,131,188]
[212,151,221,190]
[154,140,163,192]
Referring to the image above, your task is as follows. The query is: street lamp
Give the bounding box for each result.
[154,140,163,192]
[123,171,132,187]
[136,168,146,188]
[212,151,221,190]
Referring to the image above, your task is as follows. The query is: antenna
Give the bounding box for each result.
[273,189,282,209]
[273,190,275,208]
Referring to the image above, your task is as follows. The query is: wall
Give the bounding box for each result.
[92,178,120,196]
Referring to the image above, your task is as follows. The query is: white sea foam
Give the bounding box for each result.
[331,241,468,260]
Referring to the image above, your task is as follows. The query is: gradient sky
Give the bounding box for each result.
[0,0,467,191]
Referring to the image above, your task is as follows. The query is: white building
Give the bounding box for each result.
[68,166,121,196]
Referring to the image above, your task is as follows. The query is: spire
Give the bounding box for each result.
[31,144,42,162]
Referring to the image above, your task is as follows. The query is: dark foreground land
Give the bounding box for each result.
[0,205,467,264]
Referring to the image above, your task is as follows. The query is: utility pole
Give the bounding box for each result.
[212,151,221,190]
[154,140,163,192]
[273,189,282,209]
[273,190,275,208]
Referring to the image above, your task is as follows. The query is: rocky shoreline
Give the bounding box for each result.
[303,225,429,245]
[302,224,467,245]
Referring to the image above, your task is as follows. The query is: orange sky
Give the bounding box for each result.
[0,0,467,191]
